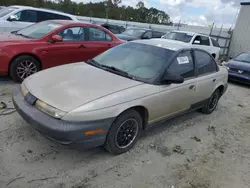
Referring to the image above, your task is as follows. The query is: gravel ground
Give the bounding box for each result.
[0,78,250,188]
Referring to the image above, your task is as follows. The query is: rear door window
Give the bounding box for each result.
[194,50,217,76]
[193,35,210,46]
[88,27,112,41]
[211,38,220,47]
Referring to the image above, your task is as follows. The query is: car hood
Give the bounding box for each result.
[0,32,30,42]
[115,34,138,41]
[24,63,142,112]
[226,60,250,72]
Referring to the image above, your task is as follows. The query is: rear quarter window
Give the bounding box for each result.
[38,11,72,22]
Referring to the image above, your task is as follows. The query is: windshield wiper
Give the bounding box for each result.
[100,64,129,75]
[13,32,31,38]
[11,30,17,34]
[100,64,136,80]
[87,59,135,80]
[86,59,102,67]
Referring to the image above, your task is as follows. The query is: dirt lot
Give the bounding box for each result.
[0,79,250,188]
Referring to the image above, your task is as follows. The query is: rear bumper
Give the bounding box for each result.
[12,87,115,149]
[228,72,250,84]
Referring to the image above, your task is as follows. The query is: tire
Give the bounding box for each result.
[104,109,142,155]
[201,89,220,114]
[9,55,41,83]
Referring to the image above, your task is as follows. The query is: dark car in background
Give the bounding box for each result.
[224,52,250,84]
[101,23,125,34]
[115,28,165,41]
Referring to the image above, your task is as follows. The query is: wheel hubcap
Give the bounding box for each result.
[115,118,139,149]
[16,60,37,79]
[209,92,219,111]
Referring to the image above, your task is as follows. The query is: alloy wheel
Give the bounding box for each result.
[208,92,219,111]
[16,60,38,80]
[115,118,139,149]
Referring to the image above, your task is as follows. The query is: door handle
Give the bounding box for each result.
[189,85,195,90]
[213,79,216,82]
[107,44,111,47]
[78,45,87,48]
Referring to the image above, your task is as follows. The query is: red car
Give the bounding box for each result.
[0,20,123,82]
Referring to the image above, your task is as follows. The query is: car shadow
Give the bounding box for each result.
[228,80,250,88]
[0,76,15,83]
[55,109,205,160]
[142,110,203,138]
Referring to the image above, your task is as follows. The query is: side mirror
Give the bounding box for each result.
[229,56,233,60]
[8,15,18,22]
[51,35,63,42]
[162,73,184,84]
[193,40,200,44]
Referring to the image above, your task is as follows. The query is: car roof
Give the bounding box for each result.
[9,5,75,18]
[132,38,190,51]
[168,30,211,38]
[127,27,151,31]
[49,20,92,25]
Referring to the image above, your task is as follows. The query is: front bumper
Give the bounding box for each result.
[228,72,250,85]
[12,87,115,149]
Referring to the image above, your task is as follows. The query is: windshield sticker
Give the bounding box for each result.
[177,56,189,64]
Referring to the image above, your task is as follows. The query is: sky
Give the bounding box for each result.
[73,0,249,28]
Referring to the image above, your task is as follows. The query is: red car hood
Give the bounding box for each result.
[0,32,30,42]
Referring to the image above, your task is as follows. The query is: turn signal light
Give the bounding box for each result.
[84,129,104,136]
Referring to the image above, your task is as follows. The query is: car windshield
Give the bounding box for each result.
[162,32,193,43]
[92,42,175,81]
[234,52,250,63]
[15,21,62,39]
[122,29,146,37]
[0,7,17,18]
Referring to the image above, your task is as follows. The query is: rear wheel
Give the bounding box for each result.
[10,55,40,83]
[201,89,220,114]
[104,109,142,155]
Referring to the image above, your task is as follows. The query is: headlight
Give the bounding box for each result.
[35,100,66,119]
[221,62,230,70]
[21,83,29,97]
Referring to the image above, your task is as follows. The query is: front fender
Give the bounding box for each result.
[62,83,159,122]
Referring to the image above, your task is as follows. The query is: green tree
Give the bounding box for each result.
[0,0,172,25]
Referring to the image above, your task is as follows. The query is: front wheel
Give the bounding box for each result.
[10,55,40,83]
[104,109,142,155]
[201,89,220,114]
